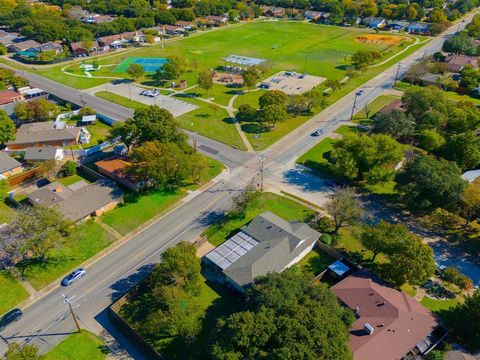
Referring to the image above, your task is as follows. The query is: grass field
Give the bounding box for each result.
[29,22,427,150]
[41,330,108,360]
[353,94,400,122]
[19,222,115,289]
[420,296,460,312]
[297,247,335,276]
[204,192,316,246]
[174,96,247,150]
[0,271,29,316]
[101,157,223,235]
[37,22,416,89]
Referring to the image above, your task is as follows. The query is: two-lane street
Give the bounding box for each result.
[0,11,477,358]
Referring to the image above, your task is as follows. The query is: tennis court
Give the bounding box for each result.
[114,57,168,73]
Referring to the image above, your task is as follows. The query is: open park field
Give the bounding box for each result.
[32,21,427,150]
[38,22,419,89]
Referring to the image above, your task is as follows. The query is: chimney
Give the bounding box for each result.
[364,323,374,335]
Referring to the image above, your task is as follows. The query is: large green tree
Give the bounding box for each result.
[325,186,363,233]
[360,221,435,286]
[110,106,187,150]
[0,109,15,145]
[372,110,415,140]
[402,86,448,124]
[331,133,403,182]
[126,63,144,81]
[444,290,480,352]
[443,131,480,171]
[197,70,213,94]
[395,155,467,212]
[129,141,198,189]
[210,271,354,360]
[13,98,59,123]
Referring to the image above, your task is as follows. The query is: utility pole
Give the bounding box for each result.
[62,294,81,333]
[79,93,85,107]
[128,84,133,102]
[350,90,363,121]
[393,62,401,87]
[260,155,265,192]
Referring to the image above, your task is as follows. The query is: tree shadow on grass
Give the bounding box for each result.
[335,64,350,71]
[222,117,235,124]
[241,123,271,134]
[195,113,211,119]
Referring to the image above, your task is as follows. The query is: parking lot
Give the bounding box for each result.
[97,82,198,117]
[260,71,325,95]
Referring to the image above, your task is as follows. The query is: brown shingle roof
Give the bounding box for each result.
[332,270,440,360]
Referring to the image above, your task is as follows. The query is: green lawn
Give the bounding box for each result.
[185,83,242,106]
[38,22,416,90]
[174,96,247,150]
[84,121,112,148]
[243,113,312,150]
[101,189,187,235]
[101,157,223,235]
[395,81,480,105]
[19,222,115,289]
[41,330,108,360]
[57,173,92,187]
[420,296,460,312]
[204,192,316,247]
[297,248,335,276]
[296,125,358,175]
[0,272,29,316]
[0,201,15,224]
[30,22,427,150]
[95,91,148,111]
[353,94,399,122]
[233,89,266,109]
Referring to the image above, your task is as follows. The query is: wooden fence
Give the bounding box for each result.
[109,286,164,360]
[7,168,39,188]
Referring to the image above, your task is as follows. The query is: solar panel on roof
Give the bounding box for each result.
[205,231,259,270]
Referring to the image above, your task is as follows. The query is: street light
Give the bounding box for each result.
[350,90,363,121]
[62,294,81,333]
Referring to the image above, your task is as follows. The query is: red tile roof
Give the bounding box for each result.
[0,90,23,105]
[332,270,440,360]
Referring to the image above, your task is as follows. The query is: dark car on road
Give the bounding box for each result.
[0,308,22,331]
[61,268,86,286]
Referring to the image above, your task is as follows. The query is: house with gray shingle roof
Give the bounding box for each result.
[202,212,320,292]
[26,179,123,221]
[0,152,22,178]
[6,122,81,150]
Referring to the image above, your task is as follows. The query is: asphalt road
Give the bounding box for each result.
[0,12,477,358]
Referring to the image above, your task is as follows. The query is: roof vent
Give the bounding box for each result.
[364,323,374,335]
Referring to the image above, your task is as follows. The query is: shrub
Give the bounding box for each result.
[60,160,77,177]
[442,266,473,290]
[320,234,332,245]
[79,106,96,116]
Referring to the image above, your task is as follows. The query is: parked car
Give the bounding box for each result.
[0,308,22,331]
[61,268,86,286]
[311,129,324,136]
